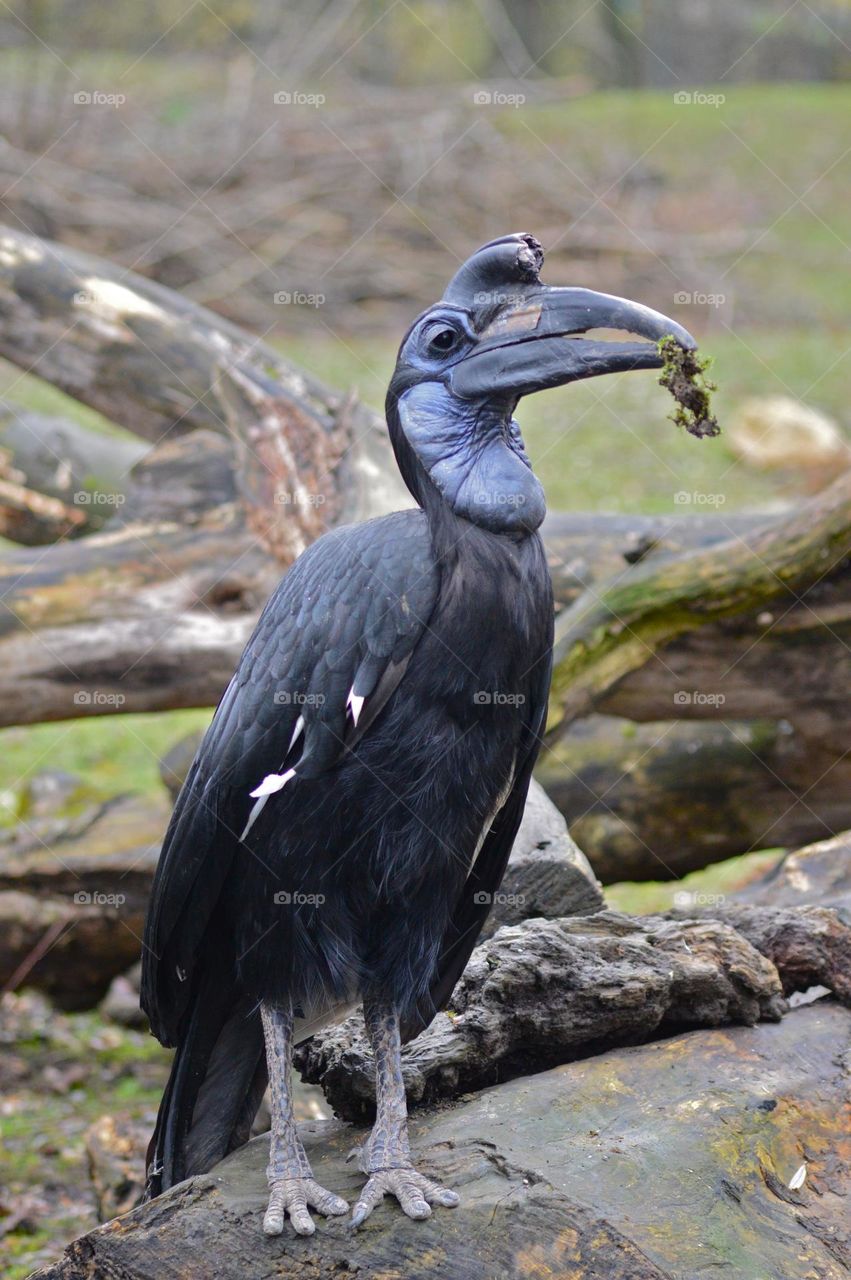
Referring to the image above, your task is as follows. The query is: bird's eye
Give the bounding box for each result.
[427,327,458,353]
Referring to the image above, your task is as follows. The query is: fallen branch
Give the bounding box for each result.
[296,909,793,1119]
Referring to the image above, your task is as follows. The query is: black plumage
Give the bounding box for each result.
[141,233,695,1201]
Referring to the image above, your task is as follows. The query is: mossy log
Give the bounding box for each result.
[549,467,851,733]
[536,714,851,882]
[33,1000,851,1280]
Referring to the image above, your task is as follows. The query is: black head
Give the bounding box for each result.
[386,233,695,535]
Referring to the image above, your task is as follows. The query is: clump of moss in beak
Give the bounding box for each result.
[657,336,720,439]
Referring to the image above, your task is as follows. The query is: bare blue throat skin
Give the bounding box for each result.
[396,382,546,535]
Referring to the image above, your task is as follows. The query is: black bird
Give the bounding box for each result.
[141,233,695,1234]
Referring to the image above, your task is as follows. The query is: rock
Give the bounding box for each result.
[100,963,146,1028]
[481,777,603,934]
[158,733,201,801]
[33,1001,851,1280]
[727,394,848,470]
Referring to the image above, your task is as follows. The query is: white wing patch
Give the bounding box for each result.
[347,688,365,727]
[240,768,297,841]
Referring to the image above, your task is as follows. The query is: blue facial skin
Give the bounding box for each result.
[396,381,547,535]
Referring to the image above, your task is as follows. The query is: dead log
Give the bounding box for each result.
[0,793,168,1009]
[34,1001,851,1280]
[536,714,851,882]
[296,909,794,1119]
[734,828,851,911]
[549,467,851,737]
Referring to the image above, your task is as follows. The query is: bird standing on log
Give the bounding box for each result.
[141,234,696,1234]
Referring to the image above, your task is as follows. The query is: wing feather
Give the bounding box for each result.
[141,510,438,1044]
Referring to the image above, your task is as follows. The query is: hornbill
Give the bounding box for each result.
[141,233,695,1234]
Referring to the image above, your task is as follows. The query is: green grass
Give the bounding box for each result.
[606,848,781,915]
[0,709,211,821]
[0,1000,170,1279]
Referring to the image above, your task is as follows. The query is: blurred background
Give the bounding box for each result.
[0,1,849,1273]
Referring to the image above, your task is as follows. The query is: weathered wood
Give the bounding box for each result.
[0,400,146,543]
[296,909,794,1119]
[537,714,851,882]
[0,794,168,1008]
[549,468,851,733]
[694,904,851,1005]
[33,1001,851,1280]
[735,828,851,911]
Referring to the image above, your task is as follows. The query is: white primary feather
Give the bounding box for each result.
[240,768,297,841]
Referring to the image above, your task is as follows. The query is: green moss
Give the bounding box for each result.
[657,336,720,439]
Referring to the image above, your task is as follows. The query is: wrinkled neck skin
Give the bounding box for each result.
[387,381,546,567]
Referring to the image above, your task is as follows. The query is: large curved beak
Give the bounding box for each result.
[449,286,696,401]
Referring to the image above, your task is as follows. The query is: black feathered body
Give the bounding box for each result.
[143,505,552,1046]
[229,508,552,1027]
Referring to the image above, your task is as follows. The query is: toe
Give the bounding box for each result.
[288,1197,316,1236]
[392,1171,432,1220]
[351,1176,385,1228]
[306,1182,348,1217]
[420,1176,460,1208]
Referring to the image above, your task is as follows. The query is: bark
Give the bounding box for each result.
[0,794,169,1009]
[548,468,851,736]
[296,908,801,1120]
[0,399,146,543]
[34,1001,851,1280]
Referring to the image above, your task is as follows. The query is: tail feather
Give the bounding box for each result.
[145,966,266,1198]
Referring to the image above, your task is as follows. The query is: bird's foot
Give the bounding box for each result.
[351,1164,459,1228]
[263,1174,348,1236]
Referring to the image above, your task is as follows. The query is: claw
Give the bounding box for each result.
[264,1176,348,1236]
[351,1166,458,1228]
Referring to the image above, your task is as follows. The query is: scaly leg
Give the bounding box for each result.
[261,1000,348,1235]
[351,997,459,1227]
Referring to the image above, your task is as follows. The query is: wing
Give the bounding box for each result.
[401,641,553,1043]
[141,509,439,1044]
